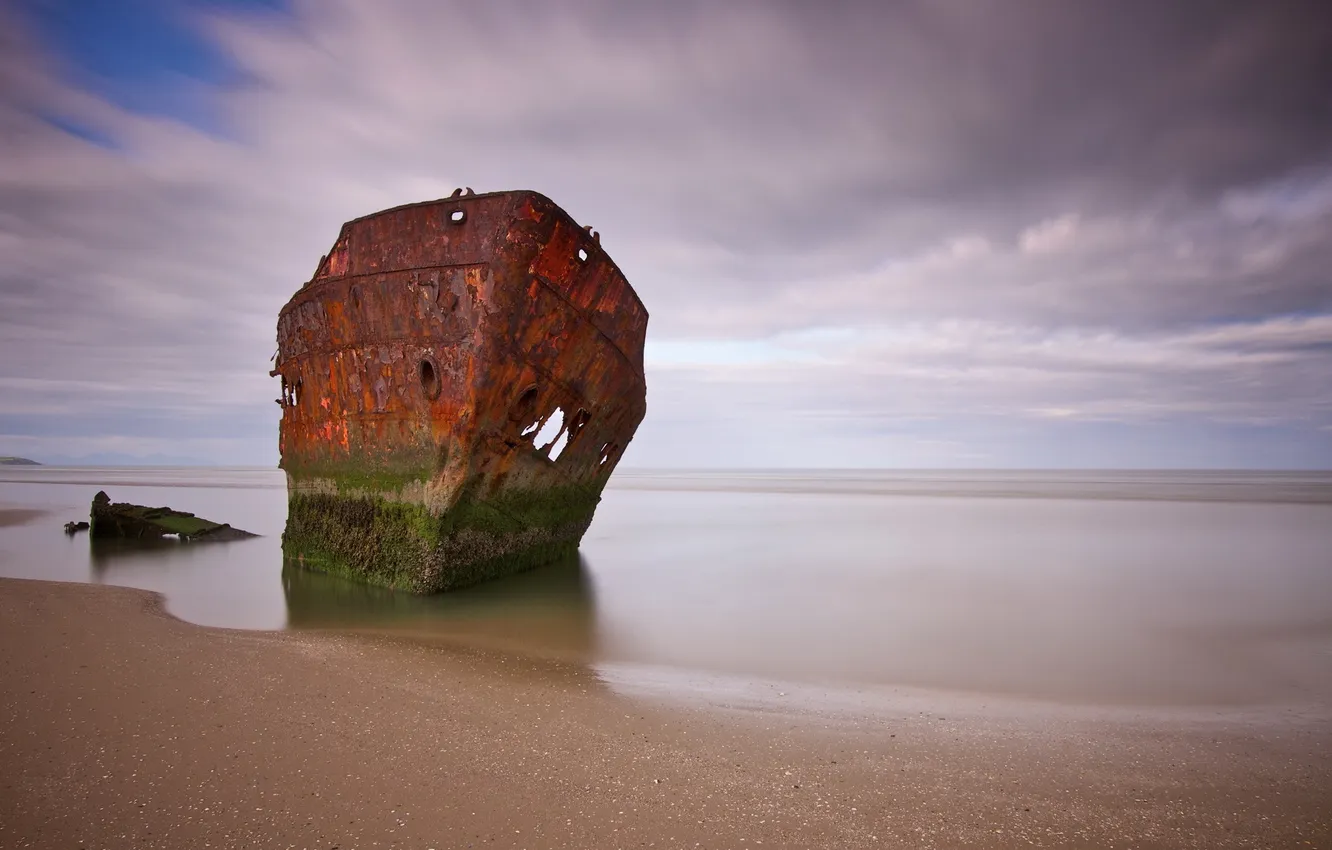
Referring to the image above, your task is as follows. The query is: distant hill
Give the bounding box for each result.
[29,452,218,466]
[0,457,41,466]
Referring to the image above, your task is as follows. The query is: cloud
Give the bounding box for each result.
[1019,215,1081,255]
[1,0,1330,466]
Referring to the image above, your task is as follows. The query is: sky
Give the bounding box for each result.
[2,0,1330,468]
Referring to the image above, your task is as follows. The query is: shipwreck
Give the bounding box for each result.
[89,491,256,541]
[273,189,648,593]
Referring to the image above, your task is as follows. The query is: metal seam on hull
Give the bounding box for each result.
[531,273,643,377]
[281,281,644,381]
[299,261,492,291]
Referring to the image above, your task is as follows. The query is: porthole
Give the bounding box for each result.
[419,358,441,400]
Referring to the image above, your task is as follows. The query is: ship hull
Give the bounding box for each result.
[274,191,647,593]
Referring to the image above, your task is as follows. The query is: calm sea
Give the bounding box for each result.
[3,467,1331,713]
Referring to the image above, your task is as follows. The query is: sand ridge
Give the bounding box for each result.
[0,508,48,529]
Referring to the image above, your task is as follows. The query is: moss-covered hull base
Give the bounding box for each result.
[281,486,600,594]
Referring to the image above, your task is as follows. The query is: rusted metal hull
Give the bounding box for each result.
[274,190,647,593]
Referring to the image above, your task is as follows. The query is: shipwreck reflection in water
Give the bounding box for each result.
[281,552,600,661]
[88,534,272,582]
[88,535,218,568]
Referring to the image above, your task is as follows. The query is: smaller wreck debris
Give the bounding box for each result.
[64,521,90,534]
[90,491,257,542]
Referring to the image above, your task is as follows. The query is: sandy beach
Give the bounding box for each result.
[0,577,1327,849]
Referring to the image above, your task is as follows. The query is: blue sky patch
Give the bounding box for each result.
[18,0,289,134]
[37,109,120,149]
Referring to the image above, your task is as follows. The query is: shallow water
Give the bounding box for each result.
[2,466,1331,711]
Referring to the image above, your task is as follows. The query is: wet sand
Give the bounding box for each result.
[0,508,48,528]
[1,577,1328,849]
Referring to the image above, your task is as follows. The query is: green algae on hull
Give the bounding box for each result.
[281,486,602,594]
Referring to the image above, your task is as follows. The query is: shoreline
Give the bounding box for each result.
[2,576,1328,849]
[592,659,1332,732]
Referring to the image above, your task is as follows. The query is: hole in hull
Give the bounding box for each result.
[533,408,565,451]
[419,358,441,400]
[513,386,541,436]
[549,430,570,461]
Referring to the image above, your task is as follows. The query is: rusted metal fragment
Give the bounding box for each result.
[275,190,648,593]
